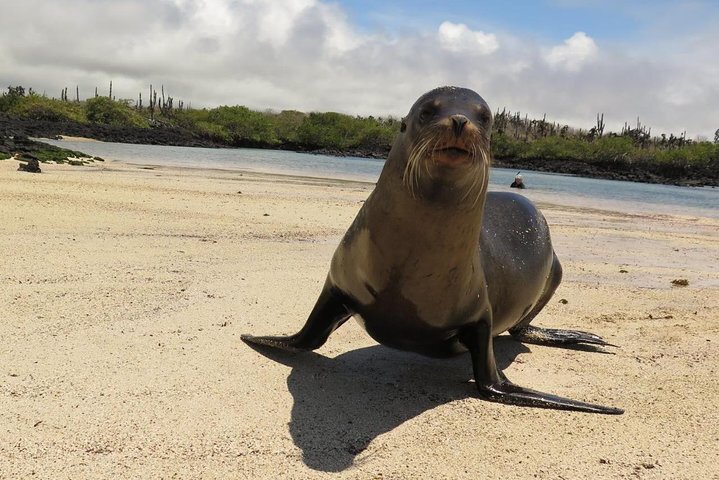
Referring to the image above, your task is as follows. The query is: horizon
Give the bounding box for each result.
[1,1,717,139]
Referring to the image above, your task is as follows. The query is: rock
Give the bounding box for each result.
[17,155,41,173]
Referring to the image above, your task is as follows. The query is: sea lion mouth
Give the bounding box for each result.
[403,121,491,204]
[432,145,472,167]
[436,146,470,155]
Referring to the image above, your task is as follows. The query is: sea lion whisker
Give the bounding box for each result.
[469,145,490,209]
[403,137,426,198]
[409,137,429,196]
[477,150,490,206]
[463,160,481,206]
[458,140,484,206]
[417,136,434,184]
[411,136,434,198]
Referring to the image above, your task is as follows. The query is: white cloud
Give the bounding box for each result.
[249,0,315,48]
[438,21,499,55]
[545,32,598,72]
[180,0,236,35]
[0,1,716,137]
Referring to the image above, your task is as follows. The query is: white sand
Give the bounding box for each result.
[1,159,717,479]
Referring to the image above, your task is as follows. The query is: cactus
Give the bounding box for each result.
[149,84,155,119]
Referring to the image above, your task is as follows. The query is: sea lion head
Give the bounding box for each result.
[395,86,492,207]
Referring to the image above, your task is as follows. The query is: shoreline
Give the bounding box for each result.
[24,140,719,222]
[101,157,378,189]
[6,147,718,223]
[2,113,717,187]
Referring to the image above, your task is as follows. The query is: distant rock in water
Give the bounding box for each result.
[17,154,41,173]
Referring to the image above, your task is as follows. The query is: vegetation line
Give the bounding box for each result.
[1,85,717,186]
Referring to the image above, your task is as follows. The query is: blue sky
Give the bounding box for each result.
[0,0,717,137]
[342,0,719,39]
[343,0,640,40]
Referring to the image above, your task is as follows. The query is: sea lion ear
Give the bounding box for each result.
[400,119,407,132]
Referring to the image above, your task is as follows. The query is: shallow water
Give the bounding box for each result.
[39,138,718,219]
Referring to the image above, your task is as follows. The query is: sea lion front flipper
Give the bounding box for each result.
[510,325,617,348]
[241,281,353,352]
[459,320,624,415]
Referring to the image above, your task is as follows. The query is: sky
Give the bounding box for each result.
[0,0,717,138]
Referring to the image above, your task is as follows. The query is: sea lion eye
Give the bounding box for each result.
[476,105,491,124]
[419,102,438,123]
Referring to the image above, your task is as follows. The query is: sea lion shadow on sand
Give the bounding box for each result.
[246,337,529,472]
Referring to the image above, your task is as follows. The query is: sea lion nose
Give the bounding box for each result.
[451,115,468,137]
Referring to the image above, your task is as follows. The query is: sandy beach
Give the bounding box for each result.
[1,158,717,479]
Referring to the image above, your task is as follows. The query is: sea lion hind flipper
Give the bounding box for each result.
[510,325,617,348]
[241,283,353,352]
[460,321,623,415]
[475,378,624,415]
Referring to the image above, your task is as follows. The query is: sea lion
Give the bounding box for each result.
[242,86,623,414]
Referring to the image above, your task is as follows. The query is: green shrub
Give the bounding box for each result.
[352,116,398,151]
[0,86,27,112]
[206,106,277,144]
[653,142,718,167]
[171,108,209,125]
[7,93,86,122]
[491,133,528,159]
[296,112,397,150]
[589,136,636,162]
[194,120,231,142]
[85,97,148,127]
[269,110,306,143]
[296,112,356,148]
[520,136,591,161]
